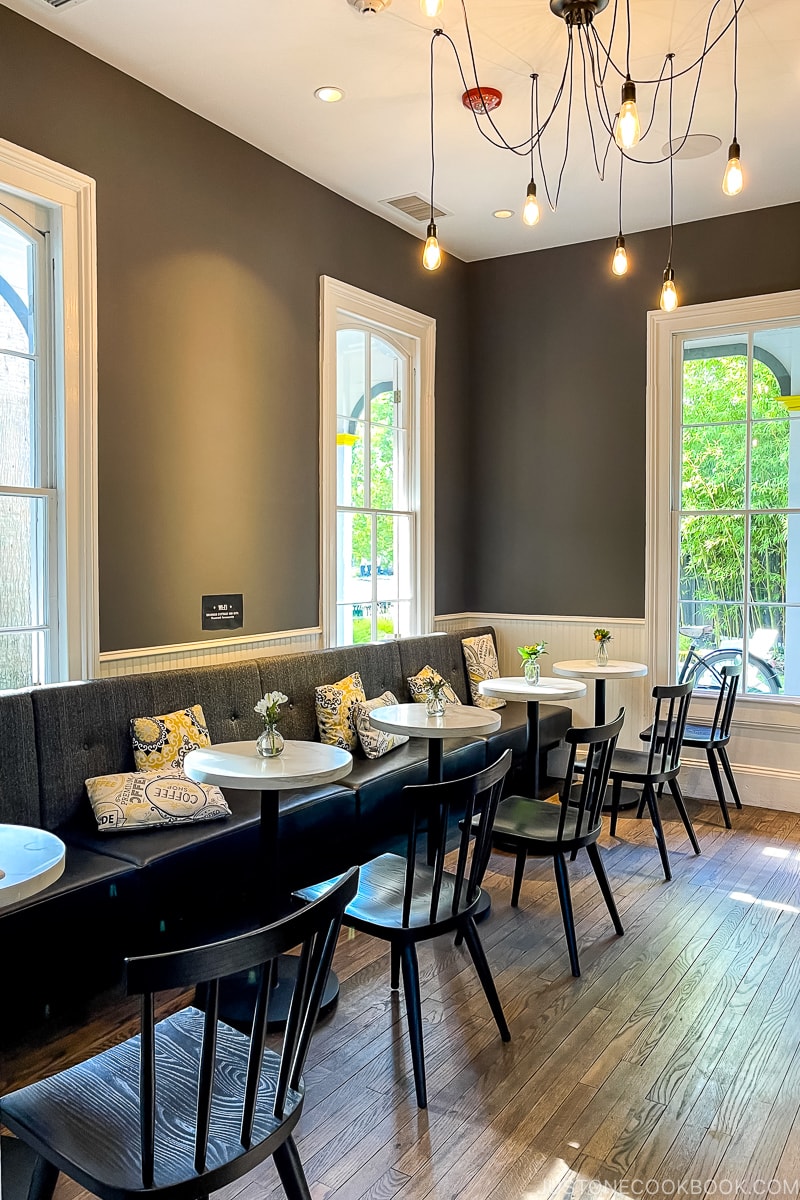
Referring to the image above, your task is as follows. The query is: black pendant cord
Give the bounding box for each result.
[624,0,632,79]
[732,0,740,142]
[667,55,675,270]
[529,73,536,183]
[594,0,745,84]
[617,150,624,240]
[429,33,436,225]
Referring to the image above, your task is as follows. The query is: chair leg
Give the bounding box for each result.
[610,779,622,837]
[400,943,427,1109]
[273,1136,312,1200]
[586,842,623,936]
[636,788,647,820]
[718,747,743,810]
[668,778,701,855]
[553,852,580,977]
[390,943,400,990]
[460,916,511,1041]
[28,1157,60,1200]
[706,748,732,829]
[511,846,527,907]
[643,783,672,882]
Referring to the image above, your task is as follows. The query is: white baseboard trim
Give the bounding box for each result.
[681,760,800,815]
[97,627,323,677]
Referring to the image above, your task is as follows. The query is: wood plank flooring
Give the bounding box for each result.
[5,795,800,1199]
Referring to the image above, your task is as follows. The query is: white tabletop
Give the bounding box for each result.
[479,675,587,704]
[552,659,648,681]
[0,825,65,908]
[184,740,353,791]
[370,702,501,740]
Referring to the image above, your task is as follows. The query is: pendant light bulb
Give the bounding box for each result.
[611,234,628,277]
[522,179,540,227]
[660,265,678,312]
[722,139,743,196]
[615,77,641,150]
[420,0,444,14]
[422,221,442,271]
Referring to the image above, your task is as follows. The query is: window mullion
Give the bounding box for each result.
[743,330,754,680]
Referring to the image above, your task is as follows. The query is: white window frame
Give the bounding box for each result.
[320,276,435,647]
[0,138,98,682]
[646,287,800,731]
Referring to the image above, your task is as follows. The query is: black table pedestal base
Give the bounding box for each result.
[602,784,643,816]
[216,954,339,1034]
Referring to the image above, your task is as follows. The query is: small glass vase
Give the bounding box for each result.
[256,724,284,757]
[523,658,541,685]
[425,693,445,717]
[596,641,610,667]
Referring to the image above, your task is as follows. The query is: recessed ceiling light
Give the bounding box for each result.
[661,133,721,160]
[493,209,514,219]
[315,86,345,103]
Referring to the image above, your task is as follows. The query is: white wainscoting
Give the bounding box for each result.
[436,612,800,814]
[97,627,323,677]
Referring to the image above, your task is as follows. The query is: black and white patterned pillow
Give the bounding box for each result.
[352,691,409,760]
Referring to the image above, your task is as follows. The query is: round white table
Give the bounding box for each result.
[0,825,65,909]
[369,702,501,784]
[552,659,648,724]
[478,676,586,798]
[184,739,353,1028]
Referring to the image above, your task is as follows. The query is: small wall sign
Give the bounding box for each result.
[202,594,243,631]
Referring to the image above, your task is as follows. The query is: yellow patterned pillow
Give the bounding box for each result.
[86,770,230,833]
[407,665,461,706]
[315,672,367,751]
[131,705,211,772]
[462,634,506,710]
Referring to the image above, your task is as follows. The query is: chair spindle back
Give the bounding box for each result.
[558,710,625,839]
[711,664,741,739]
[125,866,359,1187]
[643,680,694,776]
[399,749,513,927]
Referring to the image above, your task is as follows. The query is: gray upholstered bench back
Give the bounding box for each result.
[10,626,498,832]
[31,661,264,831]
[0,690,41,825]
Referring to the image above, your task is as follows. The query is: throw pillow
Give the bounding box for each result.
[462,634,506,710]
[407,665,461,706]
[86,770,230,833]
[131,704,211,772]
[315,671,367,751]
[352,691,409,760]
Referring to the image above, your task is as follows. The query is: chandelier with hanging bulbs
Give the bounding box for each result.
[419,0,745,312]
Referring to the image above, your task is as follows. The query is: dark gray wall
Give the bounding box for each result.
[467,203,800,618]
[0,6,470,651]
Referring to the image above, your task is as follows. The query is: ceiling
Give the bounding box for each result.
[1,0,798,261]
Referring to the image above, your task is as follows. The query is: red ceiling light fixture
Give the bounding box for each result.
[461,86,503,114]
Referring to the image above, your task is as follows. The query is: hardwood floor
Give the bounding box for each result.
[5,796,800,1199]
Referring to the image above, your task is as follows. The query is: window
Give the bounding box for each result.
[648,290,800,706]
[0,145,97,689]
[0,204,53,688]
[320,278,434,647]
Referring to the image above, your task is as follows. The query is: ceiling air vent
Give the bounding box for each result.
[37,0,90,9]
[383,195,447,222]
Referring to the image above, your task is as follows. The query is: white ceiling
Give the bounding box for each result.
[1,0,798,260]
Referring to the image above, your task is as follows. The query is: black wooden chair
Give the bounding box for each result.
[489,712,625,978]
[640,663,742,829]
[605,680,698,882]
[0,867,359,1200]
[301,750,513,1109]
